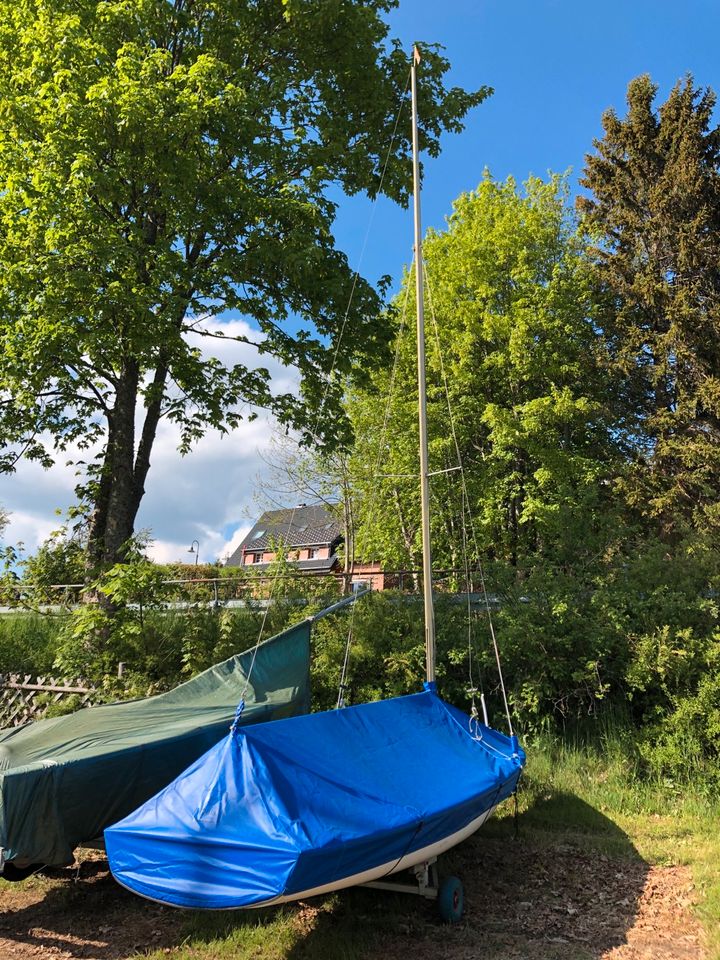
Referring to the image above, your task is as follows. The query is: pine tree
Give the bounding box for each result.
[579,75,720,532]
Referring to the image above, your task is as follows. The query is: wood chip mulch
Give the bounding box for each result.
[0,838,707,960]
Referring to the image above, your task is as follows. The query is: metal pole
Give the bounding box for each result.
[411,45,436,686]
[306,588,371,623]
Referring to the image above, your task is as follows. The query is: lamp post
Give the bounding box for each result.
[188,539,200,567]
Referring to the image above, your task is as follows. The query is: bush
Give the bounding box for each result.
[310,592,503,720]
[2,534,719,792]
[51,554,343,694]
[0,612,66,675]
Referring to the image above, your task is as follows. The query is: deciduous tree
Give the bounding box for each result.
[0,0,487,569]
[347,175,622,573]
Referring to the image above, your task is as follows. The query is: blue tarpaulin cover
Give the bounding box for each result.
[105,690,524,909]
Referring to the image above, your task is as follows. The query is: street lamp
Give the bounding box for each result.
[188,539,200,567]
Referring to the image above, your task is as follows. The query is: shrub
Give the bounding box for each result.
[0,612,66,675]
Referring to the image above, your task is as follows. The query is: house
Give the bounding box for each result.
[225,504,343,573]
[225,503,387,590]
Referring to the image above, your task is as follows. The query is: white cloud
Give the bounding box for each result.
[1,509,60,553]
[222,524,252,561]
[0,316,303,567]
[149,522,252,567]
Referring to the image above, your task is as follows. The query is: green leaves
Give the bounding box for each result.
[0,0,486,564]
[347,173,621,572]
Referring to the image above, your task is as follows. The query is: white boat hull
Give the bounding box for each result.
[253,802,499,908]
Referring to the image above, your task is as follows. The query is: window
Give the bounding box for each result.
[308,548,317,559]
[247,552,263,564]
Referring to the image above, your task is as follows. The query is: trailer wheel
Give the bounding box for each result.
[438,875,463,923]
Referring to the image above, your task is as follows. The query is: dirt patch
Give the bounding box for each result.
[362,838,707,960]
[465,838,705,958]
[0,841,706,959]
[603,865,704,960]
[0,857,178,959]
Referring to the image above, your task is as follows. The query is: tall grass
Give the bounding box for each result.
[0,612,66,675]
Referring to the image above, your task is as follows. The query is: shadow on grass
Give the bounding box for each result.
[454,791,650,959]
[0,793,649,960]
[0,860,178,959]
[177,792,650,960]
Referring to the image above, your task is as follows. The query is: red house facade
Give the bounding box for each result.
[226,504,342,573]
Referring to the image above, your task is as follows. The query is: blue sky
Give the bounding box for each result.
[4,0,720,563]
[333,0,720,293]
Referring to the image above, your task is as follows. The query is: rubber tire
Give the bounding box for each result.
[2,862,45,882]
[438,875,464,924]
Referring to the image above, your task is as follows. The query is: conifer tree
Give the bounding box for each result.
[579,75,720,532]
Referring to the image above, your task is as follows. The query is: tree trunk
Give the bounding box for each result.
[392,486,420,587]
[84,355,170,572]
[101,359,140,564]
[85,424,115,574]
[131,359,169,520]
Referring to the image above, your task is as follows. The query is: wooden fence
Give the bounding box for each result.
[0,675,97,728]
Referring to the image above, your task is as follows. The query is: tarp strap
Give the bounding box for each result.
[230,700,245,734]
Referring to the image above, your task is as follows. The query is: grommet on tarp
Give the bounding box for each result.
[230,700,245,734]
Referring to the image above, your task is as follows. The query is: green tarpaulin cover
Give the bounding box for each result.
[0,621,310,868]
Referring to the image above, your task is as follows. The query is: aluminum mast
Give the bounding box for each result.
[410,45,436,686]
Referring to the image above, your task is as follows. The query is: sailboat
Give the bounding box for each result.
[0,619,311,878]
[104,48,525,922]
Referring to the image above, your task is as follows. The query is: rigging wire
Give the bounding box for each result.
[237,70,413,713]
[336,268,413,706]
[423,264,515,737]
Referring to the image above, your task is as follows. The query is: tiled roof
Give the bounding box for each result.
[225,504,342,567]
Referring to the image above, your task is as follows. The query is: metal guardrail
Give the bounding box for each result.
[0,570,501,615]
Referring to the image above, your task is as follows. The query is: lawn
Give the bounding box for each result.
[137,735,716,960]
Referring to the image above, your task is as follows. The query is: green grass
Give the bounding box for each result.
[140,729,720,960]
[154,898,402,960]
[495,730,720,957]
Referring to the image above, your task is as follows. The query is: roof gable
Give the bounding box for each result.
[225,504,342,567]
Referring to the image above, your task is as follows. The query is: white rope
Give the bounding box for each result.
[238,72,413,712]
[377,466,461,479]
[424,264,514,737]
[336,620,354,709]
